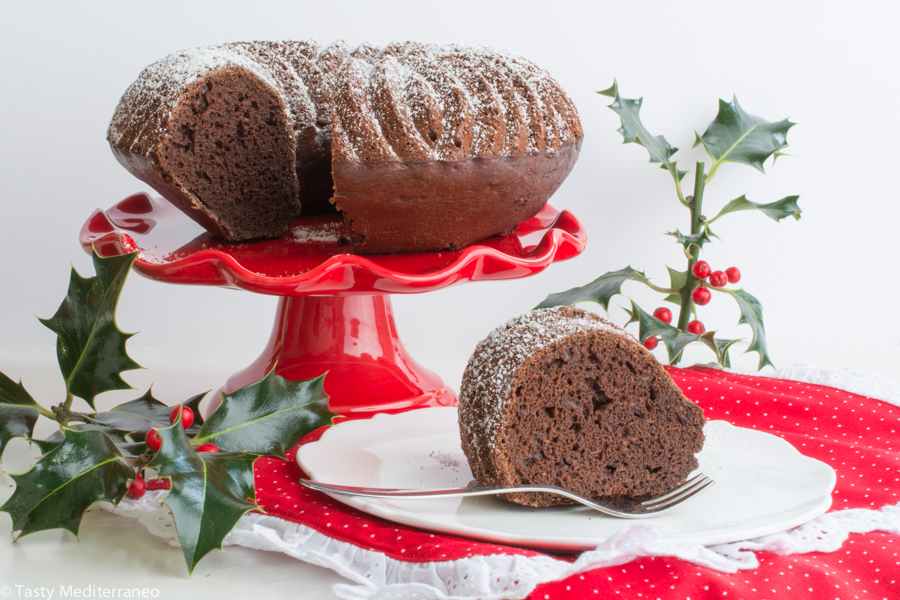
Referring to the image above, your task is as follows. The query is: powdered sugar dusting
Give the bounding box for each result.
[226,41,317,127]
[108,40,348,155]
[289,221,342,244]
[109,40,581,164]
[429,450,462,469]
[332,42,582,161]
[108,45,282,151]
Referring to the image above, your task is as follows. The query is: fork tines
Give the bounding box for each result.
[642,474,714,511]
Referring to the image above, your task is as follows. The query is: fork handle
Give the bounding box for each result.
[300,479,672,519]
[300,479,554,499]
[300,475,712,519]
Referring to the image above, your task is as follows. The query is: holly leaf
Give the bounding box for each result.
[70,423,132,442]
[0,428,132,538]
[535,266,644,312]
[700,333,743,369]
[625,300,705,365]
[626,301,739,367]
[721,288,774,370]
[597,81,685,184]
[94,390,206,439]
[28,435,63,455]
[113,440,149,458]
[773,150,792,164]
[38,250,141,410]
[192,371,334,458]
[598,81,678,164]
[709,194,802,223]
[694,97,794,175]
[667,229,712,254]
[35,424,146,459]
[147,419,258,575]
[0,373,47,459]
[662,266,687,306]
[183,393,207,427]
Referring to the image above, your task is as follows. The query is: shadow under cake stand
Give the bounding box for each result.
[80,193,587,420]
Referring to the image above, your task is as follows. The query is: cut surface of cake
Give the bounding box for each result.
[107,41,344,241]
[108,41,582,253]
[458,306,705,507]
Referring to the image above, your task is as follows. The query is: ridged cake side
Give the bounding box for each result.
[330,42,584,254]
[332,42,583,162]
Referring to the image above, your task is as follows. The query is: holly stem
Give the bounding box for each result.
[35,403,55,420]
[51,401,97,427]
[674,171,688,207]
[68,411,99,423]
[676,162,707,337]
[54,391,76,426]
[643,280,679,295]
[128,454,153,469]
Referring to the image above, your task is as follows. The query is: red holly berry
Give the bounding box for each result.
[691,261,711,279]
[127,474,146,500]
[169,406,195,429]
[196,444,220,453]
[652,307,672,324]
[643,336,659,350]
[709,270,728,288]
[145,429,162,452]
[691,287,711,306]
[686,320,706,335]
[726,266,741,284]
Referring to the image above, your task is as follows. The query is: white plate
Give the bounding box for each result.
[297,408,836,550]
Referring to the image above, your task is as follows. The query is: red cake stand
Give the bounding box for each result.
[80,192,587,419]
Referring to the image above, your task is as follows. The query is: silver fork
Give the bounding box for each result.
[299,473,713,519]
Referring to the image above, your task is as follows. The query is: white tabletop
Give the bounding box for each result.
[0,452,351,598]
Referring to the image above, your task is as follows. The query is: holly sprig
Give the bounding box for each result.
[0,250,336,574]
[537,82,801,369]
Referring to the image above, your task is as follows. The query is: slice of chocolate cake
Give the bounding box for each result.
[458,307,705,507]
[107,42,349,241]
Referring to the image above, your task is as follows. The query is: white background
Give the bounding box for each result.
[2,0,899,396]
[0,0,898,595]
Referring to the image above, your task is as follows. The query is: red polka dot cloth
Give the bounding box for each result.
[117,366,900,599]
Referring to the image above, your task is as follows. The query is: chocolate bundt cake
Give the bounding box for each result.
[107,41,582,253]
[458,307,705,508]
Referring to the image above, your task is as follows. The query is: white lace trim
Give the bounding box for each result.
[101,365,900,599]
[696,361,900,407]
[103,499,900,600]
[764,362,900,407]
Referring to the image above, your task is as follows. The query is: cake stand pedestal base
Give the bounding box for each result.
[208,294,456,419]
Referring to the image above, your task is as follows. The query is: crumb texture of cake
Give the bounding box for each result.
[108,40,583,252]
[458,306,706,507]
[108,41,345,240]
